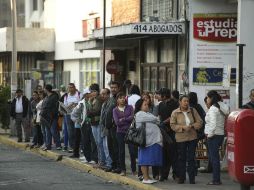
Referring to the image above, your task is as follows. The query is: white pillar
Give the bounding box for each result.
[237,0,254,107]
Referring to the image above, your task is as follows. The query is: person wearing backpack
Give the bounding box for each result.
[242,89,254,110]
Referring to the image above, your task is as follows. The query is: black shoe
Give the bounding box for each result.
[104,167,112,172]
[24,139,30,143]
[17,139,22,142]
[190,181,196,184]
[69,154,79,158]
[112,168,121,174]
[177,179,185,184]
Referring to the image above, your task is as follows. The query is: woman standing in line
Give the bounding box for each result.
[205,90,229,185]
[113,92,134,176]
[170,95,203,184]
[135,98,163,184]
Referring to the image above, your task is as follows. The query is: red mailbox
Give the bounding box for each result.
[227,109,254,188]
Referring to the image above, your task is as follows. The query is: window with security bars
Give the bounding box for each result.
[80,58,100,90]
[141,0,175,22]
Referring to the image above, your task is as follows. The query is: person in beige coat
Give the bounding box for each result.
[170,95,203,184]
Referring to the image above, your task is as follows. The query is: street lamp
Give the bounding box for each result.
[10,0,17,99]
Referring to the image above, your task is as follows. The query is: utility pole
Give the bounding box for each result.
[236,43,246,108]
[10,0,17,99]
[102,0,106,88]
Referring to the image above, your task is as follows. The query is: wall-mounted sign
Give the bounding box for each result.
[131,22,185,34]
[193,67,236,86]
[193,13,237,42]
[106,60,118,74]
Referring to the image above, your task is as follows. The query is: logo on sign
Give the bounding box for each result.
[193,13,237,42]
[244,166,254,174]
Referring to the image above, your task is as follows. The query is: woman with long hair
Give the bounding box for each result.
[205,90,229,185]
[113,92,134,176]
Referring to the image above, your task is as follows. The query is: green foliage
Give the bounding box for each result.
[0,86,11,129]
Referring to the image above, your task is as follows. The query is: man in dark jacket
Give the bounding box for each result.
[10,89,30,142]
[40,84,61,151]
[242,89,254,110]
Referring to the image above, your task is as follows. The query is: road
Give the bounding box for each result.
[0,143,130,190]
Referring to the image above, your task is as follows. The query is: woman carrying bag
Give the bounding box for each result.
[134,98,163,184]
[170,95,203,184]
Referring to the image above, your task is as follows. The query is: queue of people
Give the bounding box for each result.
[9,82,254,185]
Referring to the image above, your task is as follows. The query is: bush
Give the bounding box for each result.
[0,86,11,129]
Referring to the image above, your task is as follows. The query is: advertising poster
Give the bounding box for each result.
[192,13,237,67]
[193,68,236,85]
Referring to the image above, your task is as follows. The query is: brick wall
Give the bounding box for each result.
[112,0,140,26]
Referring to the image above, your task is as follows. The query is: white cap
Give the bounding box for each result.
[83,87,91,95]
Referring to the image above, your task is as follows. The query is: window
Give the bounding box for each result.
[33,0,38,11]
[160,39,175,63]
[142,0,175,22]
[31,22,40,28]
[145,40,157,63]
[80,58,100,89]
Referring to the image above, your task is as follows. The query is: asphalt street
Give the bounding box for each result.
[0,143,130,190]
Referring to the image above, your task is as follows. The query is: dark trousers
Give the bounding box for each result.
[128,144,138,173]
[177,140,197,182]
[80,123,98,162]
[116,132,126,171]
[108,127,119,169]
[73,128,81,157]
[32,123,43,146]
[152,141,178,180]
[207,135,224,183]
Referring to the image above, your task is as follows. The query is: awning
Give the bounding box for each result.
[75,21,185,50]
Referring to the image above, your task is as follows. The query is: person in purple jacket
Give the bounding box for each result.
[113,92,134,176]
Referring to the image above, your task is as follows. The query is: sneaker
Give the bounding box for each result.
[79,156,86,160]
[89,160,96,164]
[62,147,68,152]
[68,148,73,153]
[81,159,88,163]
[120,171,126,176]
[142,179,156,184]
[56,146,62,150]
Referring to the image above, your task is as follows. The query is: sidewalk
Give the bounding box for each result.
[0,133,251,190]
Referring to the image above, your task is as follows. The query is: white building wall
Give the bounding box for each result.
[188,0,237,110]
[25,0,44,28]
[63,60,80,88]
[44,0,112,60]
[238,0,254,105]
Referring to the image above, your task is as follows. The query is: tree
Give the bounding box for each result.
[0,86,11,130]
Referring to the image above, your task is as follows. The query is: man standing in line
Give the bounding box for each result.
[63,83,81,152]
[40,84,61,151]
[10,89,30,142]
[242,89,254,110]
[107,81,121,173]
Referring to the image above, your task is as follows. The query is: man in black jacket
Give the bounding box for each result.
[10,89,30,142]
[40,84,61,151]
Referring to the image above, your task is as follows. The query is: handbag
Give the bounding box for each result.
[124,117,146,147]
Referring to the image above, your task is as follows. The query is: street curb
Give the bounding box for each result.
[0,135,161,190]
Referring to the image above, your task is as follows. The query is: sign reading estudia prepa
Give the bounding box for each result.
[193,13,237,42]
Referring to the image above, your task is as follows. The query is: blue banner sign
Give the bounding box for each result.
[193,68,236,86]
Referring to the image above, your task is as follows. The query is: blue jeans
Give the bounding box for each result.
[207,135,224,183]
[63,115,69,148]
[65,115,75,149]
[50,116,61,148]
[176,139,197,182]
[91,125,105,163]
[102,135,112,168]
